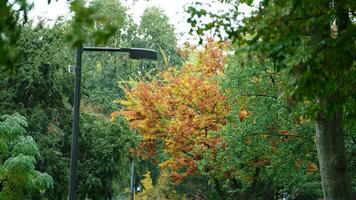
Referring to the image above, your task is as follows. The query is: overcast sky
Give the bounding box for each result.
[28,0,254,44]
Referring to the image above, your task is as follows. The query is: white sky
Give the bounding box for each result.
[28,0,255,44]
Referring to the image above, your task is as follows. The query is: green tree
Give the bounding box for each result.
[0,21,73,199]
[208,49,322,199]
[81,6,181,113]
[0,0,32,71]
[76,113,136,199]
[0,113,53,200]
[188,1,355,199]
[0,19,144,199]
[0,0,122,73]
[0,1,182,199]
[136,7,182,67]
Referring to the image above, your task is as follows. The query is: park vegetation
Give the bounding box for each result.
[0,0,355,199]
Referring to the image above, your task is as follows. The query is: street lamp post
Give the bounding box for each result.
[68,46,157,200]
[130,156,135,200]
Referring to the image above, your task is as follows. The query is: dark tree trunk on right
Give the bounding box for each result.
[315,96,352,200]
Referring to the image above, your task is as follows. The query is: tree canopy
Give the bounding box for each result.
[0,0,355,199]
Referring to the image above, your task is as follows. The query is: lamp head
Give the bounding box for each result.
[129,48,158,60]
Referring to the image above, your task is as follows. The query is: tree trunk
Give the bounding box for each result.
[315,97,352,200]
[214,178,226,200]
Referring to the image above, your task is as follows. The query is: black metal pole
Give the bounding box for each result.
[69,46,83,200]
[67,46,156,200]
[130,157,135,200]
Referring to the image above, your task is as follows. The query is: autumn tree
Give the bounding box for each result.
[117,39,322,200]
[116,40,229,182]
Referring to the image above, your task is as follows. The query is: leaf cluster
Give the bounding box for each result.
[0,113,53,200]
